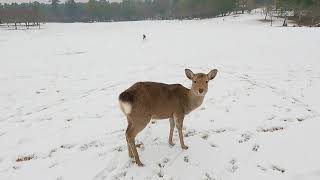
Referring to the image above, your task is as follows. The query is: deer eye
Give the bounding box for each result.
[206,81,208,83]
[193,81,197,83]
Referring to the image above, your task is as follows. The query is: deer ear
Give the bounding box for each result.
[207,69,218,80]
[185,69,194,80]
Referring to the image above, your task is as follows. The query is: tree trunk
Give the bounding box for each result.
[298,12,302,26]
[311,17,315,26]
[264,12,267,20]
[283,16,287,27]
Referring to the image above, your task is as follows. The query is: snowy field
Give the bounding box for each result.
[1,12,320,180]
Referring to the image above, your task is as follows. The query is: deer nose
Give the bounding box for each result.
[199,88,204,93]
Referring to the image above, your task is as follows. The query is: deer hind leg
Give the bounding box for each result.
[168,117,175,146]
[173,113,188,150]
[125,120,134,158]
[125,116,150,166]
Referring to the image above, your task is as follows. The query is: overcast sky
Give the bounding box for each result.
[0,0,120,4]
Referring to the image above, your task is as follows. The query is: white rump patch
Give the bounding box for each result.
[120,101,132,114]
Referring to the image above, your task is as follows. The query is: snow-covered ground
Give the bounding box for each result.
[1,12,320,180]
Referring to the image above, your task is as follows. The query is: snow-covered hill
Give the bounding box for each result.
[1,12,320,180]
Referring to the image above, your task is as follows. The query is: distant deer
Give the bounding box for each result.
[143,34,146,40]
[119,69,218,166]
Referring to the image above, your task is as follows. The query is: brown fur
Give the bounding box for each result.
[119,69,218,166]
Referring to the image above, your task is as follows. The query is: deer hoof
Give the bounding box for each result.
[136,143,144,148]
[169,142,175,147]
[181,145,189,150]
[136,161,144,167]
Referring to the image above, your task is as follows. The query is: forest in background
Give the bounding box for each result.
[0,0,319,28]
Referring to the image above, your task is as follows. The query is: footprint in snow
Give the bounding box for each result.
[252,144,260,152]
[238,132,252,143]
[271,165,285,173]
[110,171,127,180]
[204,172,216,180]
[49,163,58,168]
[209,142,218,148]
[79,141,104,151]
[257,164,267,171]
[257,126,285,133]
[65,118,73,122]
[157,170,164,178]
[113,145,126,152]
[201,133,209,140]
[267,115,276,120]
[257,164,285,173]
[158,157,170,168]
[227,159,238,173]
[16,154,37,162]
[60,144,76,149]
[13,165,21,170]
[184,156,189,163]
[184,129,196,137]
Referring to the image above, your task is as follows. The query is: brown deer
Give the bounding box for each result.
[119,69,218,166]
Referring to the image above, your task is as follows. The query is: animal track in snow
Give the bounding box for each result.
[110,171,127,180]
[113,145,125,152]
[271,165,285,173]
[201,133,209,140]
[257,164,267,171]
[79,140,104,151]
[256,164,285,174]
[257,126,285,133]
[204,172,216,180]
[49,163,59,168]
[158,158,170,168]
[209,142,218,148]
[184,156,189,163]
[238,132,252,143]
[252,144,260,152]
[16,154,37,162]
[48,144,76,157]
[227,159,238,173]
[157,170,164,178]
[184,129,196,137]
[60,144,75,149]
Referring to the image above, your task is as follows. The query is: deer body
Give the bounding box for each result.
[119,69,217,166]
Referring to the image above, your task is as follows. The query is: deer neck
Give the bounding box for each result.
[186,89,205,113]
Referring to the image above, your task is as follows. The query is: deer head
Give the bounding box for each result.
[185,69,218,96]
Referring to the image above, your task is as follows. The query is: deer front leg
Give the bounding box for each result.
[174,113,188,150]
[168,117,175,146]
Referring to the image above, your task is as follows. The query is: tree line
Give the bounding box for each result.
[0,0,256,24]
[0,1,42,29]
[263,0,320,26]
[0,0,319,27]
